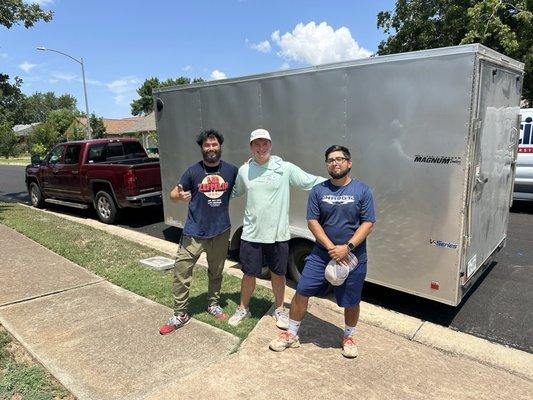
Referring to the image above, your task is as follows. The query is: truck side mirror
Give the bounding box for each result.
[31,155,42,165]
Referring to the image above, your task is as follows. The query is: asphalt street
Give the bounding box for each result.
[1,164,531,353]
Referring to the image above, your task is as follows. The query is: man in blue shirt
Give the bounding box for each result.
[269,145,376,358]
[159,129,238,335]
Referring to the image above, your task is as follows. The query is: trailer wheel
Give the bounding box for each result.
[95,191,118,224]
[29,182,45,208]
[287,240,314,282]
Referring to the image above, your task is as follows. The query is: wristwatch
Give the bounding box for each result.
[347,242,355,251]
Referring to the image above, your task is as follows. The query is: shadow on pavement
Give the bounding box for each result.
[298,312,344,348]
[511,200,533,214]
[361,261,497,327]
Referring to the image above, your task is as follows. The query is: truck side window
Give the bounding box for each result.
[106,143,125,160]
[123,141,146,158]
[88,144,106,163]
[64,145,81,164]
[46,145,65,164]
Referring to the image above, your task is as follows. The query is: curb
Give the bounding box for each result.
[12,203,533,380]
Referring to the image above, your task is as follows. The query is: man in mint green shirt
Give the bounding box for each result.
[228,128,326,328]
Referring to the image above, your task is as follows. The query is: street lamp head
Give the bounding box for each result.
[36,46,46,51]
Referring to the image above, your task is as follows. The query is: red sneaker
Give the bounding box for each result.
[159,313,190,335]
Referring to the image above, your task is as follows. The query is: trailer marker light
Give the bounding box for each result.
[430,281,440,290]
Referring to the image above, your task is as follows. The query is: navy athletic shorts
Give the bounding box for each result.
[296,248,367,308]
[240,240,289,277]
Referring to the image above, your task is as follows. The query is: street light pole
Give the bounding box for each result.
[36,46,92,139]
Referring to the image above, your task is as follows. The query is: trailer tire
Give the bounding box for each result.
[94,190,118,224]
[29,182,45,209]
[287,240,314,282]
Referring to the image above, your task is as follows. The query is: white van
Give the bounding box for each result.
[514,108,533,201]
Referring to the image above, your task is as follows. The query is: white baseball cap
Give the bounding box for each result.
[249,128,271,143]
[325,260,350,286]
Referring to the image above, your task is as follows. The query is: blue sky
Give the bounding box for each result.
[1,0,395,119]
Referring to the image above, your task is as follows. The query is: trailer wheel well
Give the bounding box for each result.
[287,238,315,282]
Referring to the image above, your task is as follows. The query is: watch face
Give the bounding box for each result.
[348,243,355,251]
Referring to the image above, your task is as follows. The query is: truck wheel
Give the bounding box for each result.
[29,182,45,208]
[287,241,314,282]
[95,191,118,224]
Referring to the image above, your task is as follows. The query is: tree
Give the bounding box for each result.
[19,92,77,124]
[0,73,24,125]
[0,123,18,158]
[130,76,204,116]
[89,113,106,139]
[0,0,53,29]
[377,0,533,105]
[28,108,79,155]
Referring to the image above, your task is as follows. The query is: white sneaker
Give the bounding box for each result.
[228,306,251,326]
[272,307,289,330]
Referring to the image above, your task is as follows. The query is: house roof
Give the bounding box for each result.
[123,112,156,133]
[13,123,41,137]
[76,117,142,135]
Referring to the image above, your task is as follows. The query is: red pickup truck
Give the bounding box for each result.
[25,138,162,224]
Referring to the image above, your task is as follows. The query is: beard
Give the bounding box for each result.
[202,148,221,163]
[329,167,351,179]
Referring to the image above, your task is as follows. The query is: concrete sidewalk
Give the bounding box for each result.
[0,224,240,400]
[1,221,532,399]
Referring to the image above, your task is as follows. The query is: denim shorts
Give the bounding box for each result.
[239,240,289,277]
[296,249,366,308]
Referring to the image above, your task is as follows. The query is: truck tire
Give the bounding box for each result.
[29,182,45,209]
[95,190,118,224]
[287,240,314,282]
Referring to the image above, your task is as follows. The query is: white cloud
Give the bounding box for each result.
[51,72,77,81]
[83,78,103,86]
[271,21,372,65]
[182,65,192,72]
[210,70,227,80]
[245,39,271,53]
[19,61,37,72]
[107,76,141,107]
[280,62,290,70]
[48,78,59,84]
[106,77,140,94]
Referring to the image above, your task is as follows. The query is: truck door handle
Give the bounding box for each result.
[72,170,79,175]
[53,169,59,174]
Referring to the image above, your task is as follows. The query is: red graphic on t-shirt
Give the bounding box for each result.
[198,175,229,199]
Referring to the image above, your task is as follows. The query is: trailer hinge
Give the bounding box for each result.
[464,235,471,246]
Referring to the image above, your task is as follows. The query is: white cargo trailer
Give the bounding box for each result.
[154,44,524,306]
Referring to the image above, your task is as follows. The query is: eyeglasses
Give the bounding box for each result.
[325,157,349,165]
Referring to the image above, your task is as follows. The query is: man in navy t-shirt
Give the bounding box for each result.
[159,129,238,335]
[269,145,376,358]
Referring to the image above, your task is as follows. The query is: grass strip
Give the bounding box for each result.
[0,157,30,166]
[0,202,273,340]
[0,326,73,400]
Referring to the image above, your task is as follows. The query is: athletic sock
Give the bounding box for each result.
[344,325,356,337]
[288,319,301,337]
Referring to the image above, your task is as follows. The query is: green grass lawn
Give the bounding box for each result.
[0,326,73,400]
[0,202,274,340]
[0,156,31,165]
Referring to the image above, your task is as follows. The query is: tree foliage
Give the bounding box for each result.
[0,122,18,158]
[89,113,106,139]
[19,92,77,124]
[377,0,533,105]
[0,73,24,125]
[0,0,53,29]
[130,76,204,116]
[28,108,82,155]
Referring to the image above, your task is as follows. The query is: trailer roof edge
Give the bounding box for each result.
[153,44,524,95]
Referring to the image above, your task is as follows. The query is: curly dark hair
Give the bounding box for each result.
[196,129,224,147]
[325,145,351,161]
